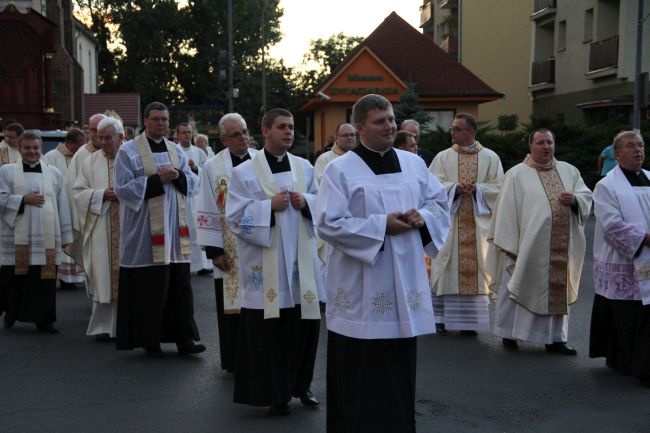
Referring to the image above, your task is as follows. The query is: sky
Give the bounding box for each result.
[268,0,425,68]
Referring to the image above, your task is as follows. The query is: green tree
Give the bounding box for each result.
[393,83,430,128]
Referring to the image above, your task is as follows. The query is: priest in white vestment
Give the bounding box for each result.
[314,123,356,184]
[488,128,592,354]
[429,113,504,334]
[589,131,650,386]
[0,122,23,166]
[176,122,211,274]
[43,128,86,290]
[196,113,256,373]
[114,102,205,357]
[195,133,215,158]
[316,95,450,433]
[227,108,323,415]
[0,132,72,334]
[73,118,123,340]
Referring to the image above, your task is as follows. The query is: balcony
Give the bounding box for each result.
[589,35,618,72]
[531,0,556,21]
[440,0,458,9]
[420,1,432,27]
[531,57,555,86]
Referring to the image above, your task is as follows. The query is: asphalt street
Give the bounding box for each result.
[1,216,649,433]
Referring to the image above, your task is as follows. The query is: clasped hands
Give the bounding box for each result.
[386,209,424,235]
[159,165,179,183]
[271,190,306,211]
[23,191,45,207]
[558,192,576,206]
[457,182,476,195]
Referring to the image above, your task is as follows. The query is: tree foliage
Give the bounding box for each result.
[393,83,430,128]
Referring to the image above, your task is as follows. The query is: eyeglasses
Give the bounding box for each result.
[337,133,356,138]
[223,130,249,140]
[450,127,472,133]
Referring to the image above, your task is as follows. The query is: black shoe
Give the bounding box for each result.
[460,330,478,336]
[545,342,577,356]
[145,346,163,358]
[177,340,206,356]
[36,323,59,334]
[299,390,319,407]
[502,338,518,349]
[3,314,15,329]
[94,333,114,342]
[268,402,291,416]
[197,268,213,276]
[435,323,447,333]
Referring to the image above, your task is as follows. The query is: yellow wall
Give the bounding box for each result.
[461,0,532,127]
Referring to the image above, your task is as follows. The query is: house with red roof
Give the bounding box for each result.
[300,12,502,152]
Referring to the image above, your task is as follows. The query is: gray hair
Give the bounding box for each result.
[352,94,393,126]
[613,130,644,151]
[219,113,247,135]
[97,116,124,135]
[195,133,209,143]
[400,119,420,130]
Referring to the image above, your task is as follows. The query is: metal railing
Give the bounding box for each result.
[531,57,555,85]
[589,35,619,71]
[533,0,556,14]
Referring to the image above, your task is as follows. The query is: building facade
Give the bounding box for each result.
[420,0,533,128]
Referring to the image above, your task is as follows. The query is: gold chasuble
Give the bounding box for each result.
[523,155,570,314]
[453,143,481,295]
[134,135,191,263]
[14,161,57,279]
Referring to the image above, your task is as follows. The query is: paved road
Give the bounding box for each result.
[1,216,649,433]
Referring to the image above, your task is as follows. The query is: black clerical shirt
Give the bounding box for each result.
[620,166,650,187]
[18,162,42,214]
[143,136,188,198]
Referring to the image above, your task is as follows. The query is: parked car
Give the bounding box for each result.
[27,130,67,154]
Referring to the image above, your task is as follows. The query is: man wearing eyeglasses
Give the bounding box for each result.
[196,113,257,373]
[314,123,356,184]
[429,113,504,335]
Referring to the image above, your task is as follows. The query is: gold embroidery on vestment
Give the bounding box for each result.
[456,150,479,295]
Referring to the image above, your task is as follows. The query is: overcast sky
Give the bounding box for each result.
[268,0,424,68]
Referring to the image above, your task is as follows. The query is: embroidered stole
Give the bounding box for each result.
[107,155,120,301]
[135,134,191,263]
[210,151,241,314]
[1,147,9,165]
[14,161,57,279]
[252,151,320,320]
[524,154,569,314]
[452,143,482,295]
[56,143,74,167]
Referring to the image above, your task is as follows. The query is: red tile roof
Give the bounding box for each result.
[84,93,141,127]
[318,12,501,99]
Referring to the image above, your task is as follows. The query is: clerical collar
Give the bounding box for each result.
[620,166,650,187]
[352,141,401,175]
[331,143,346,156]
[22,161,42,172]
[145,133,165,144]
[523,154,556,171]
[146,135,167,153]
[463,141,477,150]
[264,148,291,173]
[359,140,390,157]
[229,150,250,167]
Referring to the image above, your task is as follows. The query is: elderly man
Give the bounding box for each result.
[0,132,72,333]
[196,113,257,373]
[589,131,650,386]
[429,113,503,334]
[176,122,212,275]
[44,128,87,290]
[227,108,323,415]
[195,133,215,158]
[114,102,204,357]
[489,128,592,354]
[317,94,450,433]
[393,130,417,154]
[400,119,433,166]
[0,123,24,165]
[73,118,124,341]
[314,122,356,184]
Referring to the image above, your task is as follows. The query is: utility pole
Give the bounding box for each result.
[227,0,234,113]
[633,0,645,131]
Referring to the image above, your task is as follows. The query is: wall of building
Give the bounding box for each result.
[76,31,98,93]
[461,0,533,126]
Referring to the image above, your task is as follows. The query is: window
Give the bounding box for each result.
[558,20,566,51]
[584,8,593,42]
[424,110,455,131]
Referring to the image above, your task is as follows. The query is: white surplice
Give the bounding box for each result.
[44,145,86,284]
[114,138,198,267]
[73,150,119,336]
[316,149,451,339]
[0,141,20,165]
[181,144,211,272]
[0,161,72,265]
[226,153,324,310]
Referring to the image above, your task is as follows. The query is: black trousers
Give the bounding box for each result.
[214,278,240,372]
[116,263,200,350]
[0,265,56,325]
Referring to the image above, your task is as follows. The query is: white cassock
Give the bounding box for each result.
[0,141,20,166]
[428,143,503,331]
[316,149,450,339]
[226,153,324,311]
[73,150,120,337]
[488,157,592,344]
[0,161,72,266]
[314,146,345,185]
[43,144,86,285]
[181,144,211,272]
